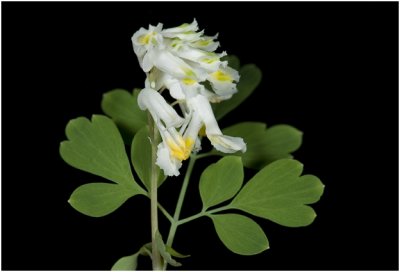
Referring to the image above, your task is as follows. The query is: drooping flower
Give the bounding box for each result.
[186,94,246,154]
[133,20,247,176]
[137,88,194,176]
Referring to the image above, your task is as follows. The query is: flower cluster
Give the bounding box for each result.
[132,19,246,176]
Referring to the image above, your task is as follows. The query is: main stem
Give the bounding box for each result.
[149,114,163,271]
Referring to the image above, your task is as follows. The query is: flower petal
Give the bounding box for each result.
[188,94,246,153]
[137,88,184,128]
[208,134,246,153]
[156,143,182,176]
[162,19,199,36]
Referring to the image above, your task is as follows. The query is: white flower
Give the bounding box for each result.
[187,94,246,154]
[131,23,164,71]
[208,66,240,98]
[131,19,238,103]
[137,88,195,176]
[133,20,247,176]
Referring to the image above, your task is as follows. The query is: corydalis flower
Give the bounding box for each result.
[132,19,238,102]
[133,20,246,176]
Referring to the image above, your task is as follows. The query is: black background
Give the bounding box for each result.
[2,1,398,270]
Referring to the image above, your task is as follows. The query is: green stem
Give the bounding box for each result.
[178,205,232,225]
[166,154,197,245]
[149,114,163,271]
[157,203,174,224]
[177,211,206,225]
[195,152,219,160]
[162,154,197,270]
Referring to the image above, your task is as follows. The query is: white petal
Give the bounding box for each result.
[131,27,150,46]
[162,19,198,35]
[163,75,186,100]
[174,47,225,72]
[191,34,220,51]
[208,66,240,96]
[199,87,232,103]
[145,68,166,90]
[142,52,154,72]
[149,23,164,33]
[208,135,246,153]
[151,49,197,79]
[187,94,222,135]
[184,110,203,142]
[156,143,182,176]
[188,94,246,153]
[137,88,184,128]
[171,30,204,42]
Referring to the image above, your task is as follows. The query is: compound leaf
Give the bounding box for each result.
[231,159,324,227]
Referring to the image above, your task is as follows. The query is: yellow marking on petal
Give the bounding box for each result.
[198,125,206,137]
[138,32,153,45]
[184,68,196,78]
[202,58,216,64]
[182,78,197,85]
[167,137,194,161]
[195,39,211,47]
[212,70,233,82]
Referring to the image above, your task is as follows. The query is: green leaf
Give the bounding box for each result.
[68,183,139,217]
[101,89,147,144]
[199,156,244,210]
[111,253,139,270]
[60,115,145,216]
[231,159,325,227]
[220,122,303,169]
[111,242,153,270]
[212,64,262,120]
[60,115,141,189]
[165,246,190,259]
[210,213,269,255]
[156,231,182,267]
[131,126,166,191]
[222,55,240,70]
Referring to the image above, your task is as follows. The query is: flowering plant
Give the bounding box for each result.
[60,20,324,270]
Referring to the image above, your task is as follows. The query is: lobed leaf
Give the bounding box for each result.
[231,159,325,227]
[60,115,139,187]
[221,122,303,169]
[60,115,145,217]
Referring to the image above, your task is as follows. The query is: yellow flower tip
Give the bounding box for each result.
[195,39,211,47]
[182,78,197,85]
[202,58,216,64]
[138,32,153,45]
[167,137,194,161]
[212,70,233,82]
[184,68,196,78]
